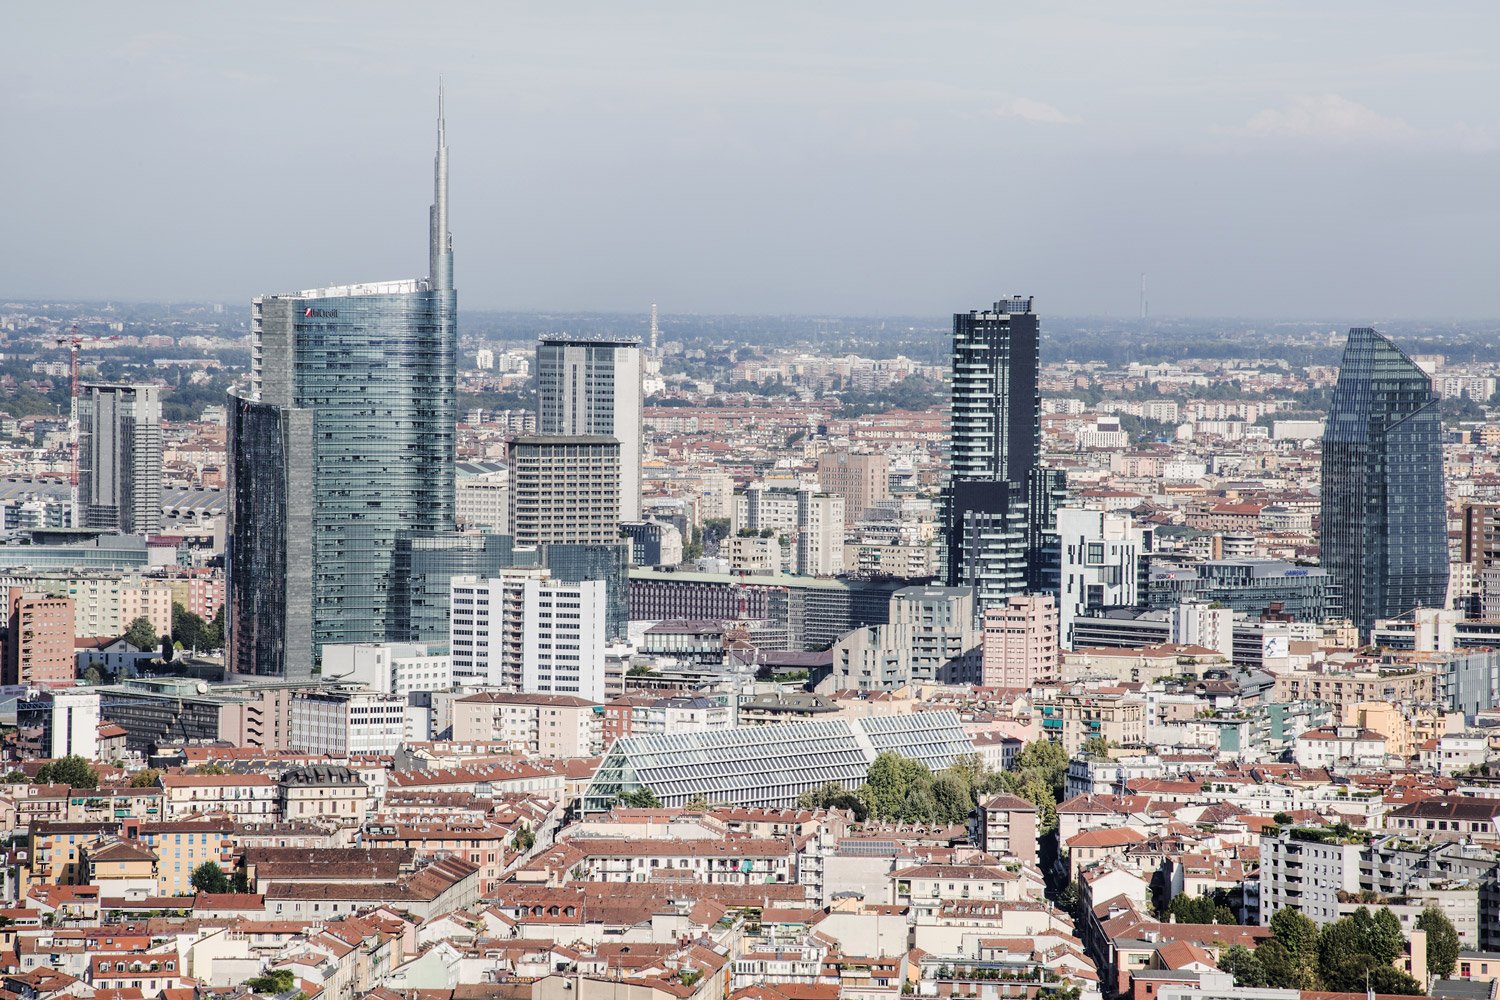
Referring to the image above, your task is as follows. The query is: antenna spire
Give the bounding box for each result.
[430,81,452,292]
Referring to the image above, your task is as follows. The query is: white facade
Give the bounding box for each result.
[796,492,845,577]
[474,348,494,370]
[322,642,452,696]
[1057,507,1149,648]
[1171,600,1234,661]
[51,688,100,760]
[456,469,508,532]
[450,570,608,700]
[289,690,408,756]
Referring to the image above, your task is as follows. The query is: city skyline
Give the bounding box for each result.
[5,3,1499,319]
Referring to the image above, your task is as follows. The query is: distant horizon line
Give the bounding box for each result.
[2,295,1498,327]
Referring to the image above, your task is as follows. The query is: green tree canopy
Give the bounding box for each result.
[617,787,662,809]
[798,781,869,821]
[1217,944,1265,988]
[129,768,161,788]
[35,755,98,789]
[123,615,159,650]
[1167,892,1236,925]
[245,969,297,996]
[1417,906,1460,979]
[190,861,231,894]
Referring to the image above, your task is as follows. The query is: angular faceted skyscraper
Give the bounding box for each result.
[942,296,1050,612]
[1321,327,1447,636]
[227,95,457,677]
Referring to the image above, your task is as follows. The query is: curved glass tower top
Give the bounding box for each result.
[1320,327,1447,636]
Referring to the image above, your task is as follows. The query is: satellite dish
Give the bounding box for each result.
[197,682,209,694]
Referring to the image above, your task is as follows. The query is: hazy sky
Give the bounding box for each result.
[4,2,1498,319]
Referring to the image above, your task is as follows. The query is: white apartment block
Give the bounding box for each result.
[1259,828,1362,925]
[50,688,100,760]
[321,642,452,696]
[289,690,408,756]
[450,570,608,700]
[796,492,844,577]
[1057,507,1150,648]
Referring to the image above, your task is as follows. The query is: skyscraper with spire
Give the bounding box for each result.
[227,94,457,677]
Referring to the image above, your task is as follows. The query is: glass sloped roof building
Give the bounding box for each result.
[581,710,975,813]
[1320,327,1448,636]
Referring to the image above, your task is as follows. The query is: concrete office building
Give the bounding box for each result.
[228,97,456,678]
[455,463,508,532]
[507,436,621,547]
[78,384,162,535]
[536,335,643,521]
[450,570,608,700]
[289,689,408,757]
[1148,559,1334,621]
[320,642,452,696]
[817,451,890,527]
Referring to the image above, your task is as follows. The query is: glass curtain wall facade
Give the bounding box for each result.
[227,98,456,676]
[1320,327,1447,635]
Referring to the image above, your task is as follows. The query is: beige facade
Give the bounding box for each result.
[817,451,889,526]
[982,595,1058,688]
[450,692,603,757]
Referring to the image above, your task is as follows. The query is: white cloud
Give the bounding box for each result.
[992,97,1080,126]
[1243,94,1417,144]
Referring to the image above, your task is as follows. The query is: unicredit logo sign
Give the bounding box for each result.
[303,307,339,318]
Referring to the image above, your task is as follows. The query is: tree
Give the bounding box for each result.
[192,763,229,775]
[246,969,297,995]
[1167,892,1236,925]
[1217,944,1265,988]
[1011,739,1070,800]
[190,861,231,894]
[231,869,251,894]
[1317,907,1410,992]
[1417,906,1459,979]
[34,755,98,789]
[798,781,869,821]
[1263,908,1322,989]
[860,752,933,820]
[1079,736,1114,761]
[617,787,661,809]
[123,616,159,650]
[931,771,974,826]
[171,605,208,653]
[1000,771,1059,833]
[513,826,536,853]
[2,770,28,784]
[1256,940,1317,990]
[129,768,162,788]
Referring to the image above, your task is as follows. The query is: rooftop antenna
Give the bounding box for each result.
[649,303,659,353]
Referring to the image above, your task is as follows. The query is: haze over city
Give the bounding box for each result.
[5,1,1499,318]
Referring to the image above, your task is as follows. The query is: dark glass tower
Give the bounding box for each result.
[1321,327,1447,636]
[942,296,1054,611]
[227,94,457,677]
